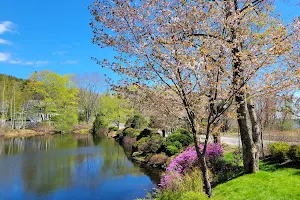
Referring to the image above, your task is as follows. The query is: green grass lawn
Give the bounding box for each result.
[157,151,300,200]
[212,161,300,200]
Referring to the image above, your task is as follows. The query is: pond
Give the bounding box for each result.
[0,134,161,200]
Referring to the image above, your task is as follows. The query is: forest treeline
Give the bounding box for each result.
[0,71,298,135]
[0,71,133,133]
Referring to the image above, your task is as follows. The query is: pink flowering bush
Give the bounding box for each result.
[160,143,223,189]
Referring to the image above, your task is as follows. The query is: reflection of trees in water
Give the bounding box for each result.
[138,164,163,185]
[94,135,162,184]
[0,135,96,156]
[20,139,98,194]
[21,153,77,195]
[93,135,143,178]
[0,135,161,196]
[0,137,56,155]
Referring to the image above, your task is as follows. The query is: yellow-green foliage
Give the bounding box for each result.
[125,114,149,129]
[157,170,207,200]
[99,94,134,126]
[29,70,79,133]
[269,142,290,160]
[123,128,140,138]
[166,145,179,156]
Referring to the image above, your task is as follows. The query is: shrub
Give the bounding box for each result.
[173,141,183,149]
[175,128,191,136]
[166,145,179,156]
[210,157,243,184]
[288,145,300,161]
[123,127,140,138]
[158,170,207,199]
[269,142,290,161]
[180,192,208,200]
[125,114,149,129]
[92,115,108,134]
[278,120,296,131]
[167,133,193,147]
[148,153,169,167]
[108,126,119,131]
[161,143,223,189]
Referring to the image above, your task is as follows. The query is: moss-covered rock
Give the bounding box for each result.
[133,134,166,155]
[123,127,140,138]
[132,151,143,157]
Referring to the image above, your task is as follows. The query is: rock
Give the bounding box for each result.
[132,156,146,163]
[132,151,143,157]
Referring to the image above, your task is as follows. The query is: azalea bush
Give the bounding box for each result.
[160,143,223,189]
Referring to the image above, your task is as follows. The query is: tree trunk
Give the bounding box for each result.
[1,81,5,127]
[235,93,257,173]
[213,135,220,143]
[199,153,212,197]
[13,89,16,129]
[10,98,13,129]
[247,98,261,172]
[191,130,212,197]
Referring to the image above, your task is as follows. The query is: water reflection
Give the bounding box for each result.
[0,135,161,200]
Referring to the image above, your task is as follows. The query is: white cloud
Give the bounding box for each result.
[0,21,14,34]
[0,52,11,62]
[0,52,49,66]
[61,60,78,65]
[52,51,67,55]
[9,60,21,64]
[0,38,12,45]
[9,60,49,66]
[22,60,49,66]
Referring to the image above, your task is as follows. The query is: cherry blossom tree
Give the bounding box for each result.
[89,0,299,196]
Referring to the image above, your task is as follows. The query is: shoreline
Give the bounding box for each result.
[0,129,92,139]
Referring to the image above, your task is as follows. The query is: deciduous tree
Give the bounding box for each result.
[89,0,299,195]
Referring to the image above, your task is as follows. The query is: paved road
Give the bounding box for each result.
[221,136,242,146]
[220,136,299,146]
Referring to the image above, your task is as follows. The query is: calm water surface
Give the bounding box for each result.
[0,135,161,200]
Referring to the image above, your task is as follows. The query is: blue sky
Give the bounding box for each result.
[0,0,116,80]
[0,0,299,80]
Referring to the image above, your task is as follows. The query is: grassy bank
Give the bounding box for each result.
[156,145,300,200]
[0,129,46,139]
[212,162,300,200]
[157,161,300,200]
[0,123,92,139]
